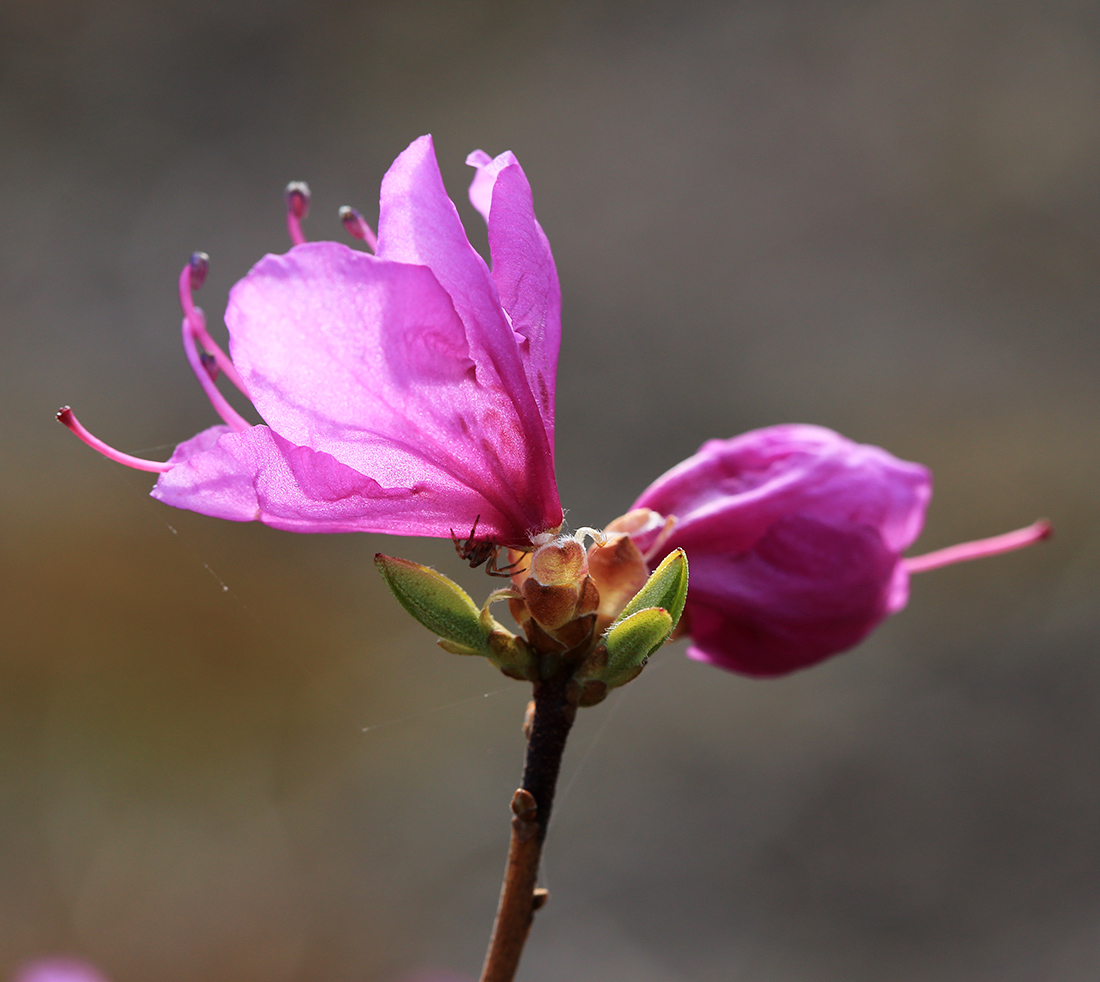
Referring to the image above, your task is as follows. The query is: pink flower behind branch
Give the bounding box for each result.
[61,136,563,550]
[14,959,108,982]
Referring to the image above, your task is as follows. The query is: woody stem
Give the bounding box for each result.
[479,672,576,982]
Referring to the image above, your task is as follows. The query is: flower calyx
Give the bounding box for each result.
[507,533,687,702]
[376,533,689,702]
[509,536,600,657]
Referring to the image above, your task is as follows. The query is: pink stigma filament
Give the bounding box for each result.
[339,205,378,252]
[57,407,173,473]
[904,519,1052,574]
[285,181,310,246]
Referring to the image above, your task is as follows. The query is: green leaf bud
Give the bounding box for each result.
[613,548,688,632]
[374,553,492,655]
[602,606,675,683]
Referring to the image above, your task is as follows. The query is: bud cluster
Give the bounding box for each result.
[375,521,688,707]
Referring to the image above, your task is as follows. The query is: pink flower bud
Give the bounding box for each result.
[631,424,1046,677]
[515,536,599,643]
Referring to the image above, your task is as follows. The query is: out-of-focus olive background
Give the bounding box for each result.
[2,1,1097,980]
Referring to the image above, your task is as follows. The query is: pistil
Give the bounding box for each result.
[56,407,173,473]
[905,519,1052,574]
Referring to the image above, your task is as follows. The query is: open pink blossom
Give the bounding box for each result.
[59,136,563,549]
[631,424,1050,677]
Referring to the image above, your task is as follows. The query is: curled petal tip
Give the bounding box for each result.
[189,251,209,290]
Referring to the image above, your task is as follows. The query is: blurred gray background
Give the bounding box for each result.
[2,1,1097,980]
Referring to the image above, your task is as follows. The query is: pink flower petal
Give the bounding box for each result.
[63,136,563,549]
[467,150,561,440]
[636,425,930,556]
[465,149,496,221]
[14,959,108,982]
[375,136,547,453]
[153,425,512,536]
[682,514,900,676]
[224,241,559,545]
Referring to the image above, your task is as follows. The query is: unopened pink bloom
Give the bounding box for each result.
[60,136,563,549]
[632,425,1049,677]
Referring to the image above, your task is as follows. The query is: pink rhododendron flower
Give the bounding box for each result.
[630,424,1050,677]
[60,135,563,549]
[14,959,108,982]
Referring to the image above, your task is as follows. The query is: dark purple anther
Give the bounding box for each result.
[284,181,311,220]
[339,205,378,250]
[189,251,209,291]
[339,205,363,237]
[199,350,219,382]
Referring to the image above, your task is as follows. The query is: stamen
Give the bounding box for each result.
[188,250,209,290]
[180,317,251,432]
[339,205,378,252]
[200,351,218,382]
[56,407,173,473]
[285,181,310,247]
[572,527,609,547]
[176,256,248,395]
[904,519,1052,574]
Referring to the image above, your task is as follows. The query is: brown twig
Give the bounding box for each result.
[480,674,576,982]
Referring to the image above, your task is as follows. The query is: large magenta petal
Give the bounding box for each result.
[375,136,553,471]
[682,514,900,676]
[467,150,561,441]
[224,242,560,546]
[152,425,512,536]
[635,425,930,556]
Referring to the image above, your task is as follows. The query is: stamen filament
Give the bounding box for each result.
[904,519,1052,574]
[285,181,310,247]
[177,259,249,395]
[56,407,173,473]
[339,205,378,252]
[180,318,252,433]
